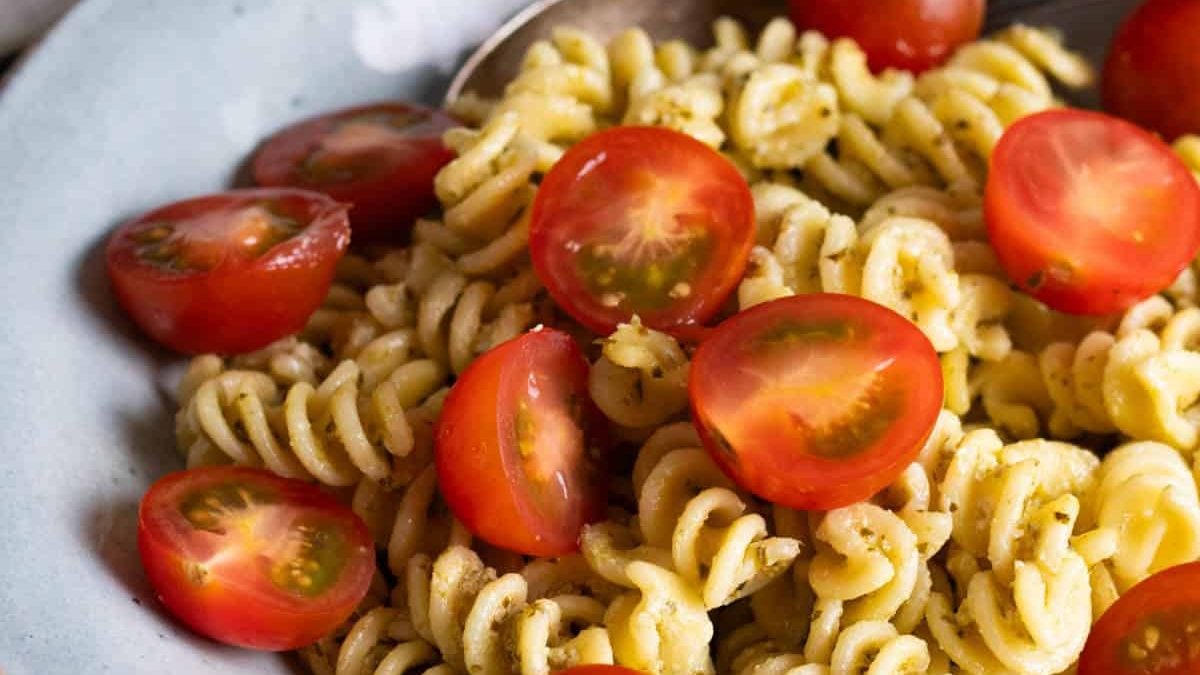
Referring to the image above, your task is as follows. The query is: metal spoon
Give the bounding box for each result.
[444,0,787,105]
[443,0,1132,107]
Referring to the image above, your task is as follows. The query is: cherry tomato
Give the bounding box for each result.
[986,109,1200,316]
[1103,0,1200,140]
[788,0,984,73]
[435,328,607,556]
[106,188,350,354]
[137,466,375,651]
[554,662,643,667]
[530,126,755,340]
[252,101,455,241]
[688,294,943,511]
[1079,561,1200,675]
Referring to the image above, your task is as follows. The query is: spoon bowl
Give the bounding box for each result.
[444,0,787,104]
[444,0,1129,108]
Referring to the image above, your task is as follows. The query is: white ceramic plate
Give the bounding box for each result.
[0,0,1137,672]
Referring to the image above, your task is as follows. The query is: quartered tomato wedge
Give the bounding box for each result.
[106,188,350,354]
[137,466,375,651]
[788,0,984,73]
[253,101,455,240]
[530,126,755,339]
[688,294,943,510]
[986,109,1200,316]
[435,328,607,556]
[1079,561,1200,675]
[1103,0,1200,139]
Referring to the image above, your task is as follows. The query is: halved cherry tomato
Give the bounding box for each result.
[137,466,374,651]
[530,126,755,340]
[252,101,456,240]
[986,109,1200,315]
[554,662,643,667]
[435,328,607,556]
[788,0,984,73]
[1103,0,1200,140]
[1079,561,1200,675]
[688,294,942,510]
[106,188,350,354]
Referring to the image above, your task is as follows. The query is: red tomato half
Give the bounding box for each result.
[1103,0,1200,140]
[1079,561,1200,675]
[986,109,1200,315]
[435,328,607,556]
[788,0,984,73]
[530,126,755,339]
[689,294,943,510]
[253,101,455,240]
[106,188,350,354]
[137,466,375,651]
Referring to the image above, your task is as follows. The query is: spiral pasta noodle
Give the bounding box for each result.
[1082,442,1200,601]
[587,318,690,430]
[926,429,1098,674]
[399,546,615,675]
[970,298,1200,444]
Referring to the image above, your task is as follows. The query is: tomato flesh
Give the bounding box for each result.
[1080,561,1200,675]
[253,101,455,241]
[435,328,607,556]
[106,188,350,354]
[788,0,984,73]
[1103,0,1200,140]
[986,109,1200,315]
[137,466,375,651]
[689,294,943,510]
[530,126,755,339]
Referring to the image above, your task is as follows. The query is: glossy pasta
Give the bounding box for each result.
[168,14,1200,675]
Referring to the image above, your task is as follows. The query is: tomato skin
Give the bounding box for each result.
[253,101,456,241]
[1079,561,1200,675]
[986,109,1200,316]
[1103,0,1200,140]
[137,466,375,651]
[530,126,755,340]
[106,188,350,355]
[689,294,943,511]
[436,328,607,557]
[788,0,984,73]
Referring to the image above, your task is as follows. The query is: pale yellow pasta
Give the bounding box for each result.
[727,62,840,169]
[631,426,802,609]
[605,561,715,675]
[588,318,690,430]
[402,546,614,675]
[1082,442,1200,593]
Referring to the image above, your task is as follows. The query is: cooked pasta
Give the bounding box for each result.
[163,13,1200,675]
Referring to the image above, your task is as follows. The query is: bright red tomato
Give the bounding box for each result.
[137,466,375,651]
[1079,561,1200,675]
[1103,0,1200,140]
[986,109,1200,315]
[788,0,984,73]
[106,188,350,355]
[688,294,943,511]
[253,101,455,240]
[435,328,607,556]
[530,126,755,340]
